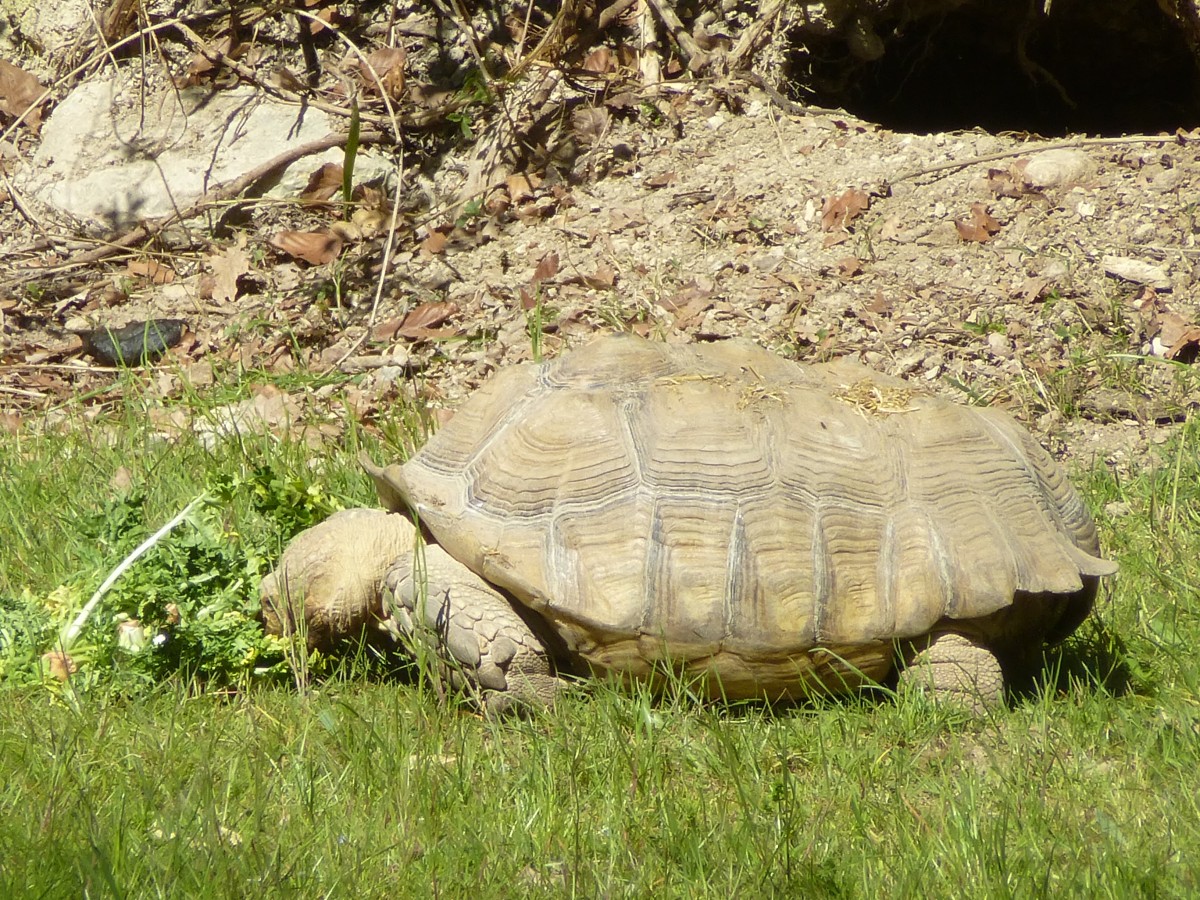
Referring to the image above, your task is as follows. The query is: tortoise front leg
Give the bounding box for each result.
[384,544,563,713]
[896,632,1005,713]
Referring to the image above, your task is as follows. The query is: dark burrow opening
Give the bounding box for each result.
[785,0,1200,136]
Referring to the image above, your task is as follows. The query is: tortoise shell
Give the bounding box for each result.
[368,334,1115,695]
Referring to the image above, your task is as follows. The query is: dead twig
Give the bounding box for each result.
[741,72,845,118]
[638,1,662,86]
[599,0,638,30]
[644,0,708,70]
[891,133,1193,184]
[728,0,787,69]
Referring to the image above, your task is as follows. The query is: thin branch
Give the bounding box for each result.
[890,133,1190,184]
[644,0,708,69]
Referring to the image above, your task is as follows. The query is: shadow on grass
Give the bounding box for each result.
[1011,616,1139,703]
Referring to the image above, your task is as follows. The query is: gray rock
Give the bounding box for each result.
[20,72,338,232]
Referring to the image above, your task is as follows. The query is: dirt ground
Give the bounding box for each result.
[1,2,1197,472]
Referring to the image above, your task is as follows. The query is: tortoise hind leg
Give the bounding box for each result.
[384,543,563,713]
[897,632,1004,713]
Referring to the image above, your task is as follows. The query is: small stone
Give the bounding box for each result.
[1022,149,1093,188]
[986,331,1011,357]
[1102,255,1170,290]
[79,319,186,367]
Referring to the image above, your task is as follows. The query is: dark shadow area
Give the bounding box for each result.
[1009,616,1139,703]
[787,0,1200,135]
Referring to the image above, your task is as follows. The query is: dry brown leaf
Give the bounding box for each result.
[270,230,343,265]
[582,264,617,289]
[273,67,307,92]
[183,35,245,83]
[1155,312,1200,362]
[110,466,134,492]
[307,4,340,34]
[362,47,407,99]
[644,171,677,189]
[955,203,1001,243]
[507,174,537,203]
[301,163,344,203]
[532,252,559,284]
[349,206,386,238]
[1014,276,1051,304]
[582,47,614,73]
[866,291,893,316]
[987,167,1029,199]
[662,281,715,328]
[127,260,175,284]
[208,238,251,304]
[836,257,864,278]
[0,59,45,130]
[397,301,458,338]
[419,231,448,257]
[820,188,870,231]
[571,107,610,145]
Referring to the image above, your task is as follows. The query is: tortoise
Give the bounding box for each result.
[260,333,1117,711]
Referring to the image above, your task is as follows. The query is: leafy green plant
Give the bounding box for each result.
[0,459,345,692]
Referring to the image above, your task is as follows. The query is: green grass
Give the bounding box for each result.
[0,371,1197,897]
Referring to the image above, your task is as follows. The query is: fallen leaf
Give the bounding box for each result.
[507,173,537,203]
[183,35,245,84]
[400,301,459,337]
[0,59,45,130]
[197,384,302,447]
[308,4,340,34]
[661,281,715,328]
[207,237,251,304]
[820,188,870,231]
[301,162,344,203]
[571,107,610,145]
[955,203,1001,243]
[349,205,387,238]
[110,466,134,492]
[581,264,617,289]
[1154,312,1200,362]
[1102,255,1171,290]
[532,252,559,285]
[1014,276,1051,304]
[270,230,343,265]
[582,47,614,73]
[361,47,406,99]
[987,167,1028,199]
[836,257,864,278]
[866,291,893,315]
[127,259,175,284]
[273,67,307,92]
[419,231,448,257]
